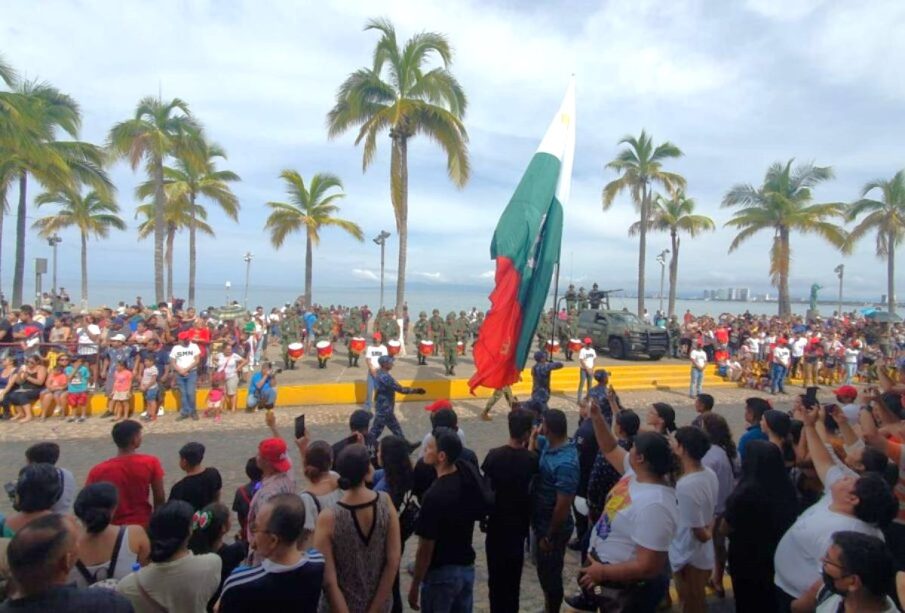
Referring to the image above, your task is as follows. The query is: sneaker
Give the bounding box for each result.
[100,410,113,419]
[77,417,85,423]
[480,412,492,421]
[215,414,222,423]
[564,592,597,612]
[191,413,199,421]
[157,407,165,416]
[176,415,189,421]
[140,410,148,418]
[567,538,583,551]
[66,417,76,423]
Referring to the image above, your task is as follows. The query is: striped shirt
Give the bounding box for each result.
[219,551,325,612]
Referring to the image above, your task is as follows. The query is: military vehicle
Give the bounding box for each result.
[570,290,668,359]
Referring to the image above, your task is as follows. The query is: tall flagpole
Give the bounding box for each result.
[550,263,560,359]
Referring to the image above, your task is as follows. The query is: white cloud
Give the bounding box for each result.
[351,269,380,282]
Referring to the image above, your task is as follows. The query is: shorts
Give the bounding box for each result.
[144,387,160,403]
[8,389,41,406]
[67,392,88,407]
[112,390,131,402]
[40,389,66,399]
[225,375,239,396]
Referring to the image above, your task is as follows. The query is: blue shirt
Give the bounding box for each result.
[531,361,563,402]
[531,435,580,536]
[250,372,274,395]
[737,424,768,460]
[374,370,414,414]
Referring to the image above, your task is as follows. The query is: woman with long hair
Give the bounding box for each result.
[722,440,798,613]
[116,500,222,612]
[373,435,414,613]
[646,402,677,435]
[70,483,150,587]
[315,444,401,613]
[299,440,341,549]
[700,412,737,597]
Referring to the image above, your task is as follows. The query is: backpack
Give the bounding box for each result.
[398,491,421,543]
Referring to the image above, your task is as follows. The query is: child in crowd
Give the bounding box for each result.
[65,355,91,423]
[205,376,225,423]
[111,360,133,421]
[139,353,160,422]
[231,456,263,543]
[39,363,69,421]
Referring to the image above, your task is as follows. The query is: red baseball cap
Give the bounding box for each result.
[424,399,452,412]
[583,337,592,344]
[833,385,857,400]
[373,332,382,341]
[258,438,291,473]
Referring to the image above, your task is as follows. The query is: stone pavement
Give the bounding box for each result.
[0,384,801,611]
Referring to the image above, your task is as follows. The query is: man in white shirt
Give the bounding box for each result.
[771,338,791,395]
[843,342,860,384]
[689,341,707,398]
[834,385,860,423]
[363,332,388,411]
[576,337,597,402]
[169,334,202,421]
[791,333,807,379]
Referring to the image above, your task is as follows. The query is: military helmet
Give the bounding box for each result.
[432,309,440,315]
[459,310,466,317]
[419,311,427,318]
[447,311,456,320]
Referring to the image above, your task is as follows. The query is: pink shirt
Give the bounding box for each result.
[113,369,133,392]
[207,388,225,403]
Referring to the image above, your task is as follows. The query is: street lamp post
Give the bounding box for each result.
[225,281,231,305]
[47,234,62,296]
[373,231,391,311]
[656,249,669,314]
[835,264,844,316]
[243,252,254,309]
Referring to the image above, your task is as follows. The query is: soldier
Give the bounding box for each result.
[565,284,577,312]
[667,315,681,358]
[536,313,552,352]
[588,283,602,310]
[314,309,333,369]
[343,307,364,367]
[471,311,484,343]
[379,310,400,343]
[368,355,426,440]
[279,309,302,370]
[413,311,430,366]
[558,312,575,360]
[531,350,564,413]
[577,286,589,311]
[428,309,444,355]
[441,311,458,376]
[456,310,470,343]
[480,385,515,421]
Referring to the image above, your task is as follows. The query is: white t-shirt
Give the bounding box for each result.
[701,445,735,515]
[774,466,885,598]
[841,402,860,423]
[589,454,678,564]
[76,324,101,355]
[791,337,807,358]
[579,347,596,371]
[690,349,707,370]
[217,353,242,379]
[816,590,898,612]
[169,342,202,371]
[844,348,859,364]
[773,346,791,367]
[365,344,388,370]
[669,468,719,571]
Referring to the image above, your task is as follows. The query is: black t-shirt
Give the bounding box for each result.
[415,470,477,569]
[412,447,479,500]
[219,554,325,612]
[481,445,539,535]
[573,418,598,495]
[332,432,378,467]
[0,585,133,613]
[169,467,222,510]
[0,319,13,345]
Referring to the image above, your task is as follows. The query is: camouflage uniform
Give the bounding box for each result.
[577,287,589,311]
[558,314,575,361]
[280,311,302,369]
[441,312,458,376]
[667,316,681,358]
[565,284,577,312]
[413,312,430,366]
[380,312,400,343]
[314,311,333,369]
[471,312,484,343]
[428,309,444,355]
[456,311,470,343]
[343,307,364,367]
[536,313,552,351]
[481,385,515,420]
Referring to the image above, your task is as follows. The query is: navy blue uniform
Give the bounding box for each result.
[368,370,416,440]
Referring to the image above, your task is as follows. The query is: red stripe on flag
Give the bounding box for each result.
[468,256,523,393]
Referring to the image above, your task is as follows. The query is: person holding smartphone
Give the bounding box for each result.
[247,362,277,412]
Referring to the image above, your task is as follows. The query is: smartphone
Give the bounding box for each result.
[294,414,306,439]
[4,481,16,502]
[804,386,819,408]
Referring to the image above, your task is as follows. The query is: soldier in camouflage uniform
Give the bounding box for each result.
[456,311,470,344]
[440,312,458,376]
[536,313,553,352]
[565,284,577,312]
[428,309,444,355]
[480,385,516,421]
[667,315,681,358]
[558,311,575,361]
[379,311,400,344]
[314,309,334,369]
[471,311,484,343]
[413,311,430,365]
[279,309,302,370]
[577,287,589,311]
[343,307,364,367]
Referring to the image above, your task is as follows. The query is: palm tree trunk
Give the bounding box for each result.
[0,199,5,295]
[391,135,408,318]
[636,184,648,317]
[888,229,896,316]
[80,231,88,305]
[304,231,313,307]
[188,194,197,308]
[165,223,175,301]
[778,227,791,317]
[153,156,166,304]
[668,230,679,319]
[12,172,27,307]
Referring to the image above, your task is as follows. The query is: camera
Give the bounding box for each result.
[273,366,283,375]
[4,481,16,503]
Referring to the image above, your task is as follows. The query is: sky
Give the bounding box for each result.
[2,0,904,304]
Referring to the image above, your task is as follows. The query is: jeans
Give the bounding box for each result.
[770,363,787,394]
[844,362,857,384]
[175,371,197,417]
[577,369,593,402]
[365,372,377,409]
[421,564,474,613]
[247,388,277,409]
[534,531,569,609]
[689,367,703,397]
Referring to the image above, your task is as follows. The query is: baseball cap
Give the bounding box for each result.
[258,438,291,473]
[111,333,126,342]
[534,350,546,361]
[378,355,394,366]
[373,332,382,341]
[349,409,372,431]
[833,385,857,400]
[424,399,452,412]
[583,337,592,344]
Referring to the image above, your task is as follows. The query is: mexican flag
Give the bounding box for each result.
[469,79,575,392]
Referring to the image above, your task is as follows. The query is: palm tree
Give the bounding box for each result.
[327,18,469,316]
[135,198,214,299]
[1,80,111,306]
[32,187,125,304]
[723,160,846,316]
[602,130,685,316]
[265,171,364,306]
[629,190,714,318]
[108,97,200,303]
[138,138,240,307]
[847,170,905,316]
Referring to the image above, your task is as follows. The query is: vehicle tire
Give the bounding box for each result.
[649,353,665,361]
[608,337,625,360]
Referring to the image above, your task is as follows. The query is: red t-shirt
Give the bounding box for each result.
[86,454,164,527]
[190,327,211,356]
